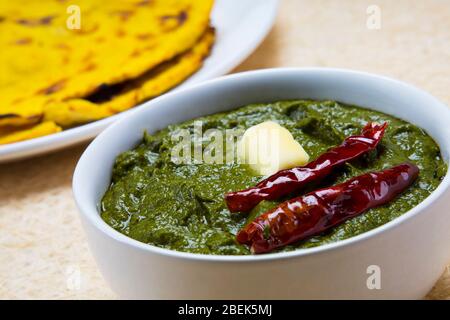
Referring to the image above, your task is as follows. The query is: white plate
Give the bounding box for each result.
[0,0,279,162]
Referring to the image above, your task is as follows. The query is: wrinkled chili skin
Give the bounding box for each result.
[237,162,419,254]
[225,122,388,213]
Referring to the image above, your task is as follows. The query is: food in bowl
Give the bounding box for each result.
[100,100,446,255]
[0,0,214,144]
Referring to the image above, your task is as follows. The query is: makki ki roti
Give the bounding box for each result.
[43,27,215,127]
[0,28,215,144]
[0,0,214,143]
[0,121,62,145]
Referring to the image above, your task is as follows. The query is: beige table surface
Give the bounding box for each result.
[1,0,450,299]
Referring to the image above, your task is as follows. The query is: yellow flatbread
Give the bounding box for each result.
[0,0,214,126]
[43,28,215,127]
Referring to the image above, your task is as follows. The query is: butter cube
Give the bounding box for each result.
[238,121,310,176]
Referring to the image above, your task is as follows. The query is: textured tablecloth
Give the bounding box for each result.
[1,0,450,299]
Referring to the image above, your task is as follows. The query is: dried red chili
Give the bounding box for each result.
[225,122,388,213]
[237,162,419,254]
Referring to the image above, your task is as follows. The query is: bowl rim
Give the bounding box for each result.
[73,67,450,263]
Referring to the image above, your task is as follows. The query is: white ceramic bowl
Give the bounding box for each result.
[73,68,450,299]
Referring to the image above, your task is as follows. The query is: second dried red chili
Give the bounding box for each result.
[237,162,419,254]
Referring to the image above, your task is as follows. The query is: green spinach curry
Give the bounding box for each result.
[101,100,447,255]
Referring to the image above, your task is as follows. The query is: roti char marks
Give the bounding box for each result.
[0,113,42,127]
[225,122,388,213]
[16,15,55,26]
[237,163,419,254]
